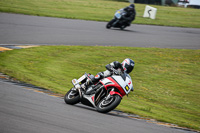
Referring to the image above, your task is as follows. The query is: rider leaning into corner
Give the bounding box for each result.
[84,58,135,94]
[121,4,136,26]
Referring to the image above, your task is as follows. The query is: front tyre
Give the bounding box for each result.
[106,19,116,29]
[64,88,80,105]
[96,95,121,113]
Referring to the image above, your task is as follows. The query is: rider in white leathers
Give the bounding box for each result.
[85,58,135,94]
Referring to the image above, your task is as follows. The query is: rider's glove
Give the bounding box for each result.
[111,68,120,75]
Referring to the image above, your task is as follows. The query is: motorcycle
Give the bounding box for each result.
[106,9,129,30]
[64,69,133,113]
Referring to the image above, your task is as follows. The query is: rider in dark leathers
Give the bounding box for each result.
[121,4,136,26]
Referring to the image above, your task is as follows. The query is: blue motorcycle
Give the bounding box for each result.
[106,9,128,30]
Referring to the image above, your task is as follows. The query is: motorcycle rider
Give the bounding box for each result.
[121,4,136,27]
[84,58,135,94]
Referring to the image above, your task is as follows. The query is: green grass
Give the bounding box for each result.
[0,46,199,131]
[0,0,200,28]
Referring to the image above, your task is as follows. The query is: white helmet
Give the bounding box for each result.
[122,58,135,74]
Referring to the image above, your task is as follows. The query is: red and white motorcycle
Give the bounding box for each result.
[64,70,133,113]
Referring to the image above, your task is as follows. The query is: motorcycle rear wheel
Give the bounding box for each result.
[64,88,80,105]
[120,25,126,30]
[96,94,121,113]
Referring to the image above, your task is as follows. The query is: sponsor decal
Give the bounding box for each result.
[125,85,129,91]
[128,80,131,86]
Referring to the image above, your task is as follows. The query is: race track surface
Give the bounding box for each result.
[0,13,200,49]
[0,79,195,133]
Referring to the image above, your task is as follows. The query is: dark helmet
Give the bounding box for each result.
[126,4,135,12]
[129,4,135,8]
[121,58,135,74]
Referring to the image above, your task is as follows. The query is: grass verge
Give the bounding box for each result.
[0,0,200,28]
[0,45,199,131]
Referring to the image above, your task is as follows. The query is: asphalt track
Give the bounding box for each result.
[0,79,196,133]
[0,13,199,133]
[0,13,200,49]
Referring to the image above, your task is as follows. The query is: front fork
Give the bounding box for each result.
[112,19,120,27]
[72,79,83,98]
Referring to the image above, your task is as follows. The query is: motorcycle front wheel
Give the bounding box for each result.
[64,88,80,105]
[106,19,116,29]
[96,94,121,113]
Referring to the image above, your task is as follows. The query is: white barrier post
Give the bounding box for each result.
[143,5,157,19]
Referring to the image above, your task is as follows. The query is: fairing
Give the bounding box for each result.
[100,74,133,97]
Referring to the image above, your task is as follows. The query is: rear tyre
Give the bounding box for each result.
[96,94,121,113]
[64,88,80,105]
[120,25,126,30]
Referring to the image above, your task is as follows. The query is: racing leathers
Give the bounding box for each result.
[84,61,124,94]
[121,5,136,26]
[94,61,124,81]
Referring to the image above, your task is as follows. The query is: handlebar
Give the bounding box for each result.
[111,68,124,76]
